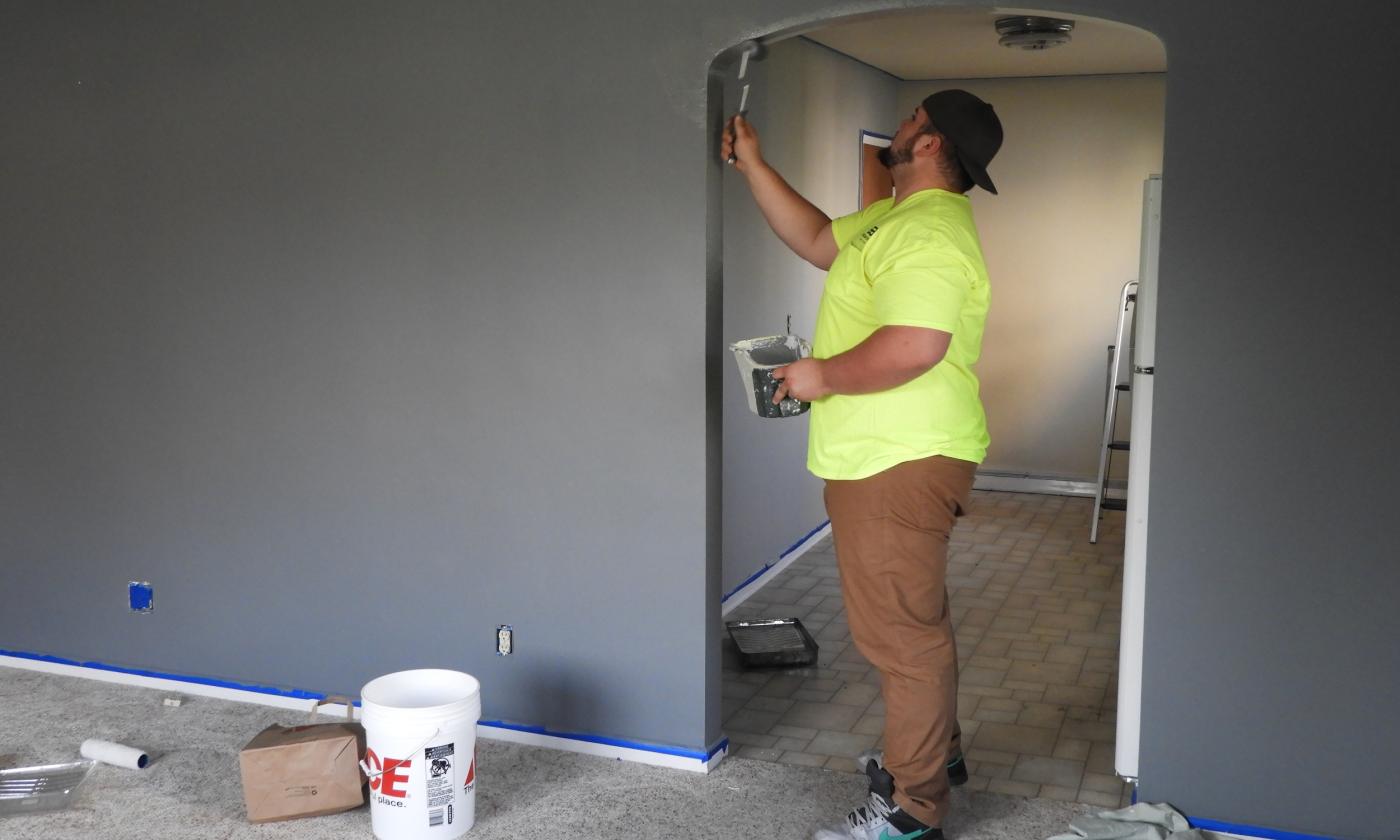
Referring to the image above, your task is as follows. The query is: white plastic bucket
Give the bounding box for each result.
[360,669,481,839]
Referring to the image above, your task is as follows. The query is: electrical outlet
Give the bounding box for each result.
[128,581,154,613]
[496,625,513,656]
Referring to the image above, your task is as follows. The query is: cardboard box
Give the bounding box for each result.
[238,698,366,823]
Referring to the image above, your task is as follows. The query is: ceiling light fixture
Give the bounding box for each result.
[995,16,1075,50]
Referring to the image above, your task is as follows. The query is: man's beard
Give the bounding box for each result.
[878,137,915,170]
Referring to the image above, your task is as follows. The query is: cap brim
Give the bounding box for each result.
[957,150,998,195]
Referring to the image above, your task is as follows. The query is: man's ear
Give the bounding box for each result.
[913,131,943,159]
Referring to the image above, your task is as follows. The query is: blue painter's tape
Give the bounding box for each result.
[0,648,329,701]
[707,736,730,761]
[1,648,723,762]
[780,520,831,559]
[721,520,830,604]
[479,719,723,761]
[127,582,154,612]
[721,563,775,603]
[1188,816,1339,840]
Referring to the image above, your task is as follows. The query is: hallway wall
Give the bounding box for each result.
[897,75,1165,481]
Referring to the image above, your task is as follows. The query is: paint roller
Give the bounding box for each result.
[80,739,150,770]
[726,39,766,165]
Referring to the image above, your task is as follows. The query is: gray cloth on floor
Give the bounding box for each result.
[1048,802,1225,840]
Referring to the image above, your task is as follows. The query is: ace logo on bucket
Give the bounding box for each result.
[365,748,412,801]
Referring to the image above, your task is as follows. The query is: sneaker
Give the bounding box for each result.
[812,757,944,840]
[856,750,968,787]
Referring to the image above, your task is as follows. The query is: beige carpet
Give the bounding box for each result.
[1,666,1094,839]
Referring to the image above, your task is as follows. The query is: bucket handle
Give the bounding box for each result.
[358,726,442,780]
[309,695,356,723]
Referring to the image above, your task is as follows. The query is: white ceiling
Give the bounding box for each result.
[802,7,1166,80]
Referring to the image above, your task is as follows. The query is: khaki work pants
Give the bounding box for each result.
[824,454,976,828]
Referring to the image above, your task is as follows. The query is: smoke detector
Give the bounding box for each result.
[996,16,1075,50]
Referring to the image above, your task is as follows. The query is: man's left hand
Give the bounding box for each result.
[771,358,830,403]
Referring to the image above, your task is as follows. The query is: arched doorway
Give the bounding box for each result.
[709,3,1167,813]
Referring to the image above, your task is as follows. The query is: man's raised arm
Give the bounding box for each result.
[722,115,839,271]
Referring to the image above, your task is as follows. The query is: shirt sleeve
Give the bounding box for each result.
[830,200,888,250]
[864,224,973,334]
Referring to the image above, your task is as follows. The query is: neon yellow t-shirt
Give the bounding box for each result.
[808,189,991,480]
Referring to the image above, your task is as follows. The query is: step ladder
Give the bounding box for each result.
[1090,280,1138,544]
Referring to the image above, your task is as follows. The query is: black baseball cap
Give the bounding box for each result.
[921,89,1003,194]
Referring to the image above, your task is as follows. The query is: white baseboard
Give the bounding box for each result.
[721,521,832,616]
[0,655,726,774]
[480,722,727,772]
[974,470,1126,499]
[1,653,336,712]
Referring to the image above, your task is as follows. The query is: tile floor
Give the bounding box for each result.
[721,489,1134,808]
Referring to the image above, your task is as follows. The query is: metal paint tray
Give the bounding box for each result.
[0,759,97,816]
[725,618,819,668]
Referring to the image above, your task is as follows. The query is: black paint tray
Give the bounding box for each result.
[725,618,819,669]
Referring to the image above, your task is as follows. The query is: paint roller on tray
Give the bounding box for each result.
[726,39,766,164]
[0,740,147,816]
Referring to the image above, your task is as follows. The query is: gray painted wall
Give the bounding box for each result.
[3,2,1398,836]
[722,38,896,598]
[1,1,715,752]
